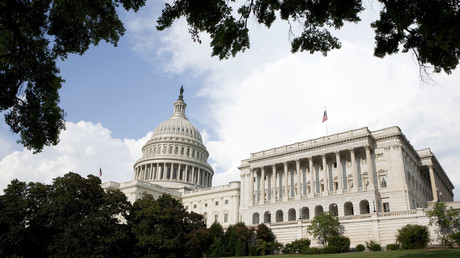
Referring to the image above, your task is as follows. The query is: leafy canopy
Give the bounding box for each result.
[3,0,459,153]
[307,212,342,247]
[158,0,460,75]
[0,0,146,153]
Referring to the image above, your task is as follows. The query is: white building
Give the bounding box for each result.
[103,88,455,246]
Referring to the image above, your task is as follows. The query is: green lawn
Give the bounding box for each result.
[260,249,460,258]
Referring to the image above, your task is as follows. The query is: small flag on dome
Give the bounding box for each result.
[99,168,102,177]
[322,110,328,123]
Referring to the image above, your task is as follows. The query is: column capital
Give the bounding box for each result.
[349,148,355,153]
[334,151,340,155]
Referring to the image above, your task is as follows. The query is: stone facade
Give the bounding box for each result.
[103,89,456,247]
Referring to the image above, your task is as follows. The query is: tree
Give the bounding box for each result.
[4,1,459,152]
[307,212,343,247]
[0,0,146,153]
[222,222,253,256]
[157,0,460,75]
[128,193,207,257]
[426,201,460,247]
[396,224,430,250]
[0,173,133,257]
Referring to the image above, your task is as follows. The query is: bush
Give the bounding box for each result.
[282,239,311,254]
[450,232,460,247]
[327,235,350,253]
[355,244,365,252]
[396,224,430,250]
[370,243,382,251]
[322,245,338,254]
[386,243,400,250]
[304,247,322,254]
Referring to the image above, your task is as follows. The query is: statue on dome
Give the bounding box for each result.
[178,85,184,100]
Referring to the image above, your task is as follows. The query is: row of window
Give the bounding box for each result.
[186,199,230,210]
[251,200,391,224]
[143,144,207,161]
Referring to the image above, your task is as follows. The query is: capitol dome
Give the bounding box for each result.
[133,87,214,190]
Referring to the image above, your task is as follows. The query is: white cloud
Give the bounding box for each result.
[127,6,460,200]
[0,121,150,192]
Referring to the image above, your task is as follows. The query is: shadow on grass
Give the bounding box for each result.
[399,249,460,258]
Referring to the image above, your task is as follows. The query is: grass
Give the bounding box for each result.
[260,248,460,258]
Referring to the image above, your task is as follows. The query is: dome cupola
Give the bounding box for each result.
[133,86,214,190]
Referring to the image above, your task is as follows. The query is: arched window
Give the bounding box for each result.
[252,212,260,225]
[276,210,283,222]
[315,205,323,217]
[264,211,271,223]
[301,207,310,220]
[288,208,296,221]
[359,200,370,214]
[344,202,354,216]
[329,203,338,216]
[169,145,173,154]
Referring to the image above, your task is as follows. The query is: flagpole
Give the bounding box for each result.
[324,106,328,135]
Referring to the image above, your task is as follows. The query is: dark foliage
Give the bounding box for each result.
[396,224,430,250]
[157,0,460,75]
[0,173,133,257]
[327,235,350,253]
[282,238,311,254]
[355,244,365,252]
[322,245,339,254]
[0,0,146,153]
[386,243,400,250]
[370,243,382,251]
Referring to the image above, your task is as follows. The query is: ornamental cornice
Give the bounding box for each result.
[247,134,370,164]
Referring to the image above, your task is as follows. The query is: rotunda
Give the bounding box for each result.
[133,87,214,190]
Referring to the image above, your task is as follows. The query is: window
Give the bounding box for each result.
[204,203,208,207]
[383,202,390,212]
[215,214,219,222]
[215,201,219,206]
[193,204,197,209]
[224,213,228,223]
[377,154,384,161]
[225,200,229,205]
[379,175,387,188]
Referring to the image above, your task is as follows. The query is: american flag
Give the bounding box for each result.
[99,168,102,177]
[322,110,328,123]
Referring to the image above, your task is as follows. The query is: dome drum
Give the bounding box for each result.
[133,87,214,190]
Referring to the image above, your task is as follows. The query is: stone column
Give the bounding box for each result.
[271,164,276,203]
[197,168,202,186]
[296,159,301,199]
[260,167,265,204]
[249,168,254,206]
[191,166,195,184]
[350,149,358,192]
[429,165,438,201]
[284,162,289,200]
[322,154,329,194]
[308,157,314,196]
[366,146,375,189]
[335,152,343,194]
[184,165,189,182]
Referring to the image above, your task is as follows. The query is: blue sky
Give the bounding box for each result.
[1,1,460,201]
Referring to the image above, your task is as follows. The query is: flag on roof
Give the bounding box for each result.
[322,110,328,123]
[99,168,102,177]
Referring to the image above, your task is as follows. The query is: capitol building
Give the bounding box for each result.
[103,88,456,246]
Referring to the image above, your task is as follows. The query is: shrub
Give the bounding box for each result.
[304,247,322,254]
[396,224,430,250]
[327,235,350,253]
[365,239,377,249]
[370,243,382,251]
[355,244,365,252]
[282,239,311,254]
[323,245,338,254]
[450,232,460,247]
[386,243,400,250]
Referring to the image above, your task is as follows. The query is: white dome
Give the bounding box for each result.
[133,87,213,190]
